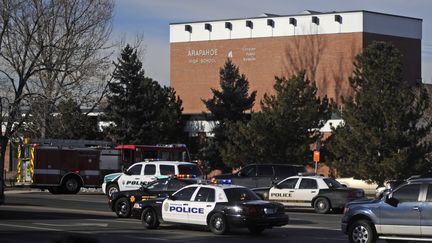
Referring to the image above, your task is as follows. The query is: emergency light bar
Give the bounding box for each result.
[210,178,232,185]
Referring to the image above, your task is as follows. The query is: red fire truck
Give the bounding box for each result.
[15,139,190,194]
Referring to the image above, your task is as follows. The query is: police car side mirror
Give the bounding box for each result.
[168,195,177,201]
[273,184,281,189]
[124,170,131,176]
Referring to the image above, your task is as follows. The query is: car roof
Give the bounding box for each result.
[133,161,195,165]
[407,177,432,183]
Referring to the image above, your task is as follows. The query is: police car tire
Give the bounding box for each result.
[114,197,131,218]
[314,197,330,214]
[107,183,119,197]
[248,226,265,235]
[209,213,229,235]
[141,208,159,229]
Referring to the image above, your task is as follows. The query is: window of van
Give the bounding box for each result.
[160,165,175,175]
[178,164,202,176]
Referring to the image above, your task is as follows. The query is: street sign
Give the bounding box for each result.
[313,150,320,163]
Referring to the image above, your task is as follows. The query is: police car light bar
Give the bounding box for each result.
[298,172,317,176]
[210,178,232,184]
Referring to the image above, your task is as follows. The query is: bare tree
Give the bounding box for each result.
[0,0,114,198]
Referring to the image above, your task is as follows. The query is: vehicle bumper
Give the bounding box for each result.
[226,213,289,228]
[341,215,349,234]
[131,208,142,219]
[101,182,107,194]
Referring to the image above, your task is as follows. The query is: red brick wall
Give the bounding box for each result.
[171,32,420,114]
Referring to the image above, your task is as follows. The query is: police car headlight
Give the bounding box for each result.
[133,203,142,209]
[232,206,243,213]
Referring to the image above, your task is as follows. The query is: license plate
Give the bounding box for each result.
[264,208,274,214]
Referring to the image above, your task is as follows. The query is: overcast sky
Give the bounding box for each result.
[113,0,432,86]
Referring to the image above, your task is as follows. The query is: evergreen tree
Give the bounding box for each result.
[46,99,102,139]
[201,58,257,169]
[326,41,432,185]
[22,99,102,140]
[104,45,183,144]
[221,72,332,167]
[203,58,257,122]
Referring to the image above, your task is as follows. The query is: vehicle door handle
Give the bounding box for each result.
[134,178,140,180]
[311,191,316,193]
[289,191,295,193]
[183,204,188,206]
[206,205,212,207]
[412,206,421,211]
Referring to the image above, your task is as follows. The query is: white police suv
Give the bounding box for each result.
[253,173,365,214]
[102,161,202,196]
[131,180,288,235]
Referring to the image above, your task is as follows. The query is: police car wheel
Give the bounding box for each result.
[209,213,229,235]
[114,198,131,218]
[141,208,159,229]
[107,184,119,197]
[248,226,265,235]
[314,197,330,214]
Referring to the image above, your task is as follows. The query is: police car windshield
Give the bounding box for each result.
[224,188,261,202]
[324,178,343,189]
[178,165,202,176]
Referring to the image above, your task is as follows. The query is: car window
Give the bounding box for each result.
[392,184,421,203]
[128,164,142,175]
[240,165,257,177]
[173,186,197,201]
[146,179,168,191]
[167,179,187,191]
[194,187,215,202]
[278,178,299,189]
[144,164,156,175]
[178,164,202,176]
[427,185,432,202]
[257,165,274,177]
[324,178,343,189]
[160,165,175,175]
[299,178,318,189]
[274,165,306,177]
[224,188,260,202]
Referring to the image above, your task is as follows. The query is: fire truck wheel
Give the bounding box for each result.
[62,176,81,194]
[48,186,63,194]
[107,183,119,197]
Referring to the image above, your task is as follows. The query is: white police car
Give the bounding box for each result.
[253,174,365,214]
[131,180,288,235]
[102,161,202,196]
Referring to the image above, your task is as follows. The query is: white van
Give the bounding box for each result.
[102,161,202,196]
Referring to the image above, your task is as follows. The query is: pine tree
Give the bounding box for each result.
[326,41,432,185]
[201,58,257,169]
[221,71,332,167]
[104,45,183,144]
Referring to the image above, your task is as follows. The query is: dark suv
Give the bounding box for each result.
[213,164,305,189]
[342,177,432,243]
